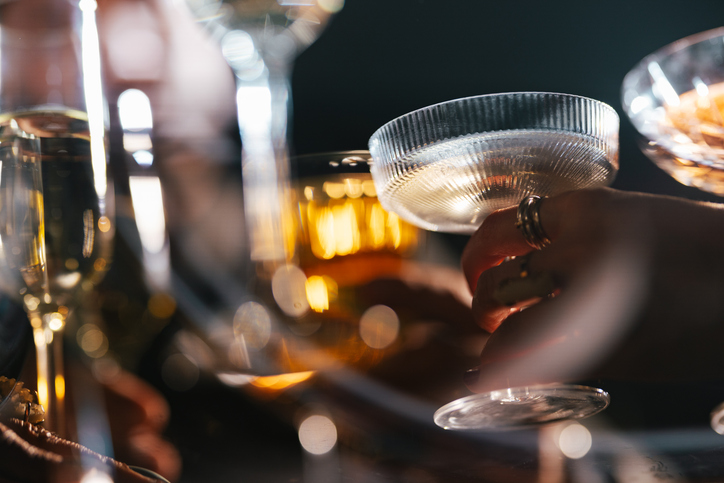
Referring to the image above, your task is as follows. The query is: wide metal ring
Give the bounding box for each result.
[516,195,551,250]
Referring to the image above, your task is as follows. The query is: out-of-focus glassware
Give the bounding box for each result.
[181,0,343,263]
[369,92,618,430]
[118,88,171,293]
[0,0,113,436]
[622,27,724,195]
[162,0,344,378]
[169,151,424,380]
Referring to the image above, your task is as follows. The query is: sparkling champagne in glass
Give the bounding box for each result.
[369,92,618,430]
[0,0,112,435]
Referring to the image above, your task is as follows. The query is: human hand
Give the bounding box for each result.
[461,188,724,392]
[102,371,181,483]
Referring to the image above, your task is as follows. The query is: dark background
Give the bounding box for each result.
[291,0,724,203]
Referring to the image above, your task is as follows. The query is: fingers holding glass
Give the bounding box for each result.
[462,193,563,293]
[472,252,560,332]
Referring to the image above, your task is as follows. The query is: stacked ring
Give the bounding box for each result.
[516,195,551,250]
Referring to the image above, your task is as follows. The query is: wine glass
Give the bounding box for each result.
[149,1,345,377]
[0,0,113,436]
[368,91,619,430]
[621,26,724,195]
[161,150,423,380]
[181,0,343,264]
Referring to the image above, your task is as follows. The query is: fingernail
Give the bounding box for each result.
[463,367,480,386]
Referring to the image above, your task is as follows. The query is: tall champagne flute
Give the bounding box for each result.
[0,0,113,435]
[369,92,618,430]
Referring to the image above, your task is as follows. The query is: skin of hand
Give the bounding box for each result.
[102,371,182,482]
[461,187,724,393]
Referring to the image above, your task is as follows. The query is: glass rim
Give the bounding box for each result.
[369,91,619,143]
[291,150,372,179]
[625,26,724,71]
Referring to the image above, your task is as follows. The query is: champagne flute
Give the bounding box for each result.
[0,0,113,435]
[369,92,618,430]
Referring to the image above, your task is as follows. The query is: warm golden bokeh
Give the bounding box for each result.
[296,175,418,265]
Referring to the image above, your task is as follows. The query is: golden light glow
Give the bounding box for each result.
[299,177,417,262]
[65,258,79,270]
[54,375,65,400]
[304,186,314,201]
[47,313,64,332]
[24,295,40,312]
[250,371,314,390]
[29,315,42,329]
[368,203,386,249]
[94,258,107,271]
[387,212,402,249]
[344,178,363,198]
[305,275,337,313]
[148,292,176,318]
[361,179,376,197]
[37,375,48,411]
[323,181,346,199]
[97,215,112,233]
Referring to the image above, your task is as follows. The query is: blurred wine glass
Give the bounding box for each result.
[181,0,344,263]
[0,0,113,436]
[155,0,344,377]
[622,27,724,194]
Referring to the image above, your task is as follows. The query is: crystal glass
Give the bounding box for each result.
[369,92,619,430]
[182,0,343,263]
[0,0,113,436]
[164,151,423,379]
[622,27,724,194]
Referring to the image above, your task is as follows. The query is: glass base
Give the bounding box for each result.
[434,384,610,431]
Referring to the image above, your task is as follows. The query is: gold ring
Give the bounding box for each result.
[515,195,551,250]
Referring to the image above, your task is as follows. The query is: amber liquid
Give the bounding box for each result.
[657,82,724,193]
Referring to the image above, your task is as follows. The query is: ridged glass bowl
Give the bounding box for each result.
[368,92,619,234]
[622,27,724,195]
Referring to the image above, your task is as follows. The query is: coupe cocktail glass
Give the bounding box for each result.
[622,27,724,195]
[369,92,618,430]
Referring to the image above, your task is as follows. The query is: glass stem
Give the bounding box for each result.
[235,64,293,266]
[30,316,66,436]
